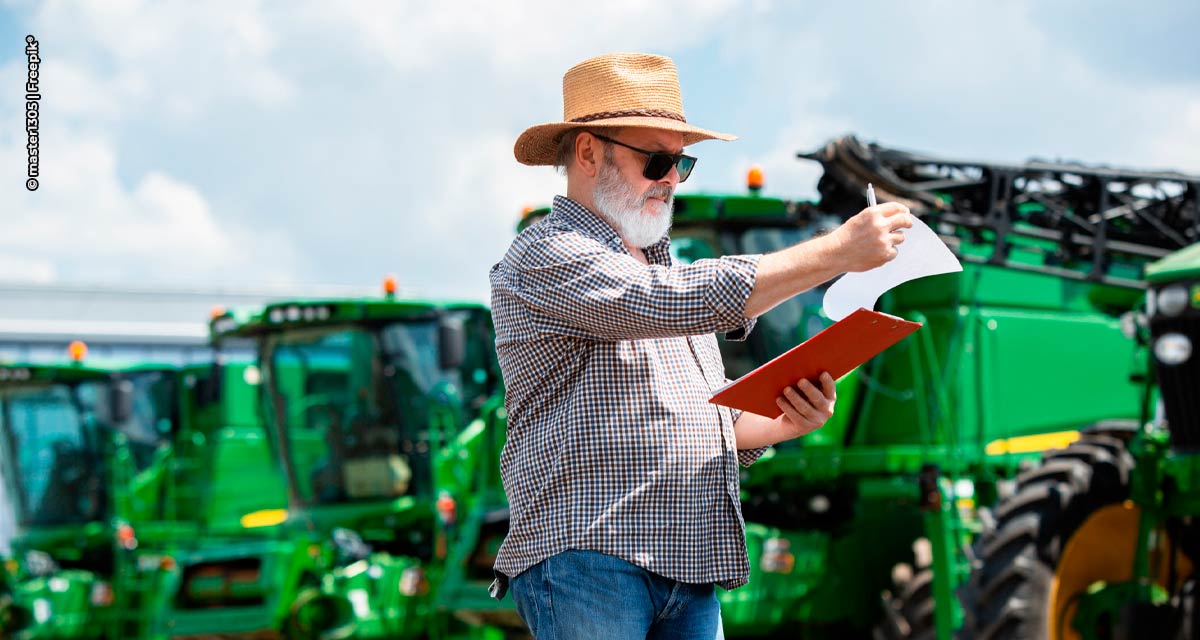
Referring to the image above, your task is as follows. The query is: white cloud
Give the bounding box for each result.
[26,0,294,123]
[0,130,297,285]
[323,0,742,77]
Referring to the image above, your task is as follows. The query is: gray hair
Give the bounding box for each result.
[554,127,620,175]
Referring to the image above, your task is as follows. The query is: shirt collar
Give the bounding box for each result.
[550,195,673,265]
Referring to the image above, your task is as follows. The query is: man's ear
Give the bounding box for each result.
[575,132,601,178]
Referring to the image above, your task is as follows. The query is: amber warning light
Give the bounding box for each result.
[383,275,398,297]
[68,340,88,362]
[747,165,764,192]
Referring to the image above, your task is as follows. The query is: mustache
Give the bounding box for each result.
[642,184,674,202]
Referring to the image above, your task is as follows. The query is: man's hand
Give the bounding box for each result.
[775,372,837,438]
[827,202,913,273]
[743,200,913,319]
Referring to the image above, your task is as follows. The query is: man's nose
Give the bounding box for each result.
[661,163,681,187]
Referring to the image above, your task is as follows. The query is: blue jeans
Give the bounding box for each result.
[510,550,724,639]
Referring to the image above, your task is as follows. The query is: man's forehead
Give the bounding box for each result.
[622,128,684,153]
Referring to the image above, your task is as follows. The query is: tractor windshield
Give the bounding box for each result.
[671,222,838,378]
[0,381,111,527]
[116,370,177,475]
[263,321,455,506]
[0,371,174,529]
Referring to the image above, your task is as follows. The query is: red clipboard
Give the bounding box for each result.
[709,308,922,418]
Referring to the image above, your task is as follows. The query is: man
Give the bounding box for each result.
[490,53,911,638]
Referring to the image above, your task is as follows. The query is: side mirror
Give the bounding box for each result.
[438,320,466,371]
[111,380,135,424]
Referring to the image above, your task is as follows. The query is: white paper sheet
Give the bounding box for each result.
[822,216,963,321]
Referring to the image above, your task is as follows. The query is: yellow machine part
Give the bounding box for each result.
[985,430,1080,456]
[1049,501,1195,640]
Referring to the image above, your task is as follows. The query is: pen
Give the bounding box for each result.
[867,183,877,208]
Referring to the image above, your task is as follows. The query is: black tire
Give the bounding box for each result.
[958,432,1135,639]
[876,551,936,640]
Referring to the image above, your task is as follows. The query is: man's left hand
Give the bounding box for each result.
[775,372,836,437]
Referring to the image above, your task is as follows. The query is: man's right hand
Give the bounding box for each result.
[827,202,913,273]
[743,200,914,319]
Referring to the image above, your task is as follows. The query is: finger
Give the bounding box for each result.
[783,385,817,418]
[819,372,837,401]
[799,379,833,418]
[776,395,808,426]
[796,379,826,407]
[890,213,914,230]
[876,203,910,217]
[890,232,906,246]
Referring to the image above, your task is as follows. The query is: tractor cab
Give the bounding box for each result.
[0,356,177,639]
[211,289,514,638]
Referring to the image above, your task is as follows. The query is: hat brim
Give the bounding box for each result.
[514,117,737,166]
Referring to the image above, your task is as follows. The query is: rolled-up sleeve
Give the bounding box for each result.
[500,230,761,342]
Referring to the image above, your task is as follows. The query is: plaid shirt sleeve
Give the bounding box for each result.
[504,230,760,342]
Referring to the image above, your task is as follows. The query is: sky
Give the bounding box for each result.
[1,0,1198,303]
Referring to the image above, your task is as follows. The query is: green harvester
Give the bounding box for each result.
[0,358,180,639]
[210,287,520,639]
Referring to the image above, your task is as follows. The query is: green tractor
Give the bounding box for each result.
[957,242,1200,639]
[0,346,297,639]
[146,356,294,638]
[513,136,1197,638]
[0,355,180,639]
[209,287,519,638]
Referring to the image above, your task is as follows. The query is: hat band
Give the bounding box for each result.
[569,108,686,124]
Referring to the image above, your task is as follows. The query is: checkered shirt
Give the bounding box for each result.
[489,195,766,590]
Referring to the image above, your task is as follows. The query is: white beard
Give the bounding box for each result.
[592,152,674,248]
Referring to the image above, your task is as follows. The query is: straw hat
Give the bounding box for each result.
[514,52,736,166]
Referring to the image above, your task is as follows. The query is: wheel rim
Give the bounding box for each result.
[1048,501,1193,640]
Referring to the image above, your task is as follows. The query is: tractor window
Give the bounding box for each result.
[0,382,109,526]
[448,309,499,412]
[114,371,175,473]
[265,321,453,505]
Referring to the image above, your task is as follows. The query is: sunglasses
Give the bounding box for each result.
[591,133,697,183]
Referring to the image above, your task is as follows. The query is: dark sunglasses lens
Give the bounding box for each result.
[643,154,676,180]
[676,156,696,182]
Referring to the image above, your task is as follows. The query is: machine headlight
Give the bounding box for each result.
[24,550,58,578]
[331,527,371,562]
[1119,311,1148,341]
[398,567,428,596]
[89,581,114,607]
[32,599,50,625]
[1157,285,1189,317]
[1154,332,1192,365]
